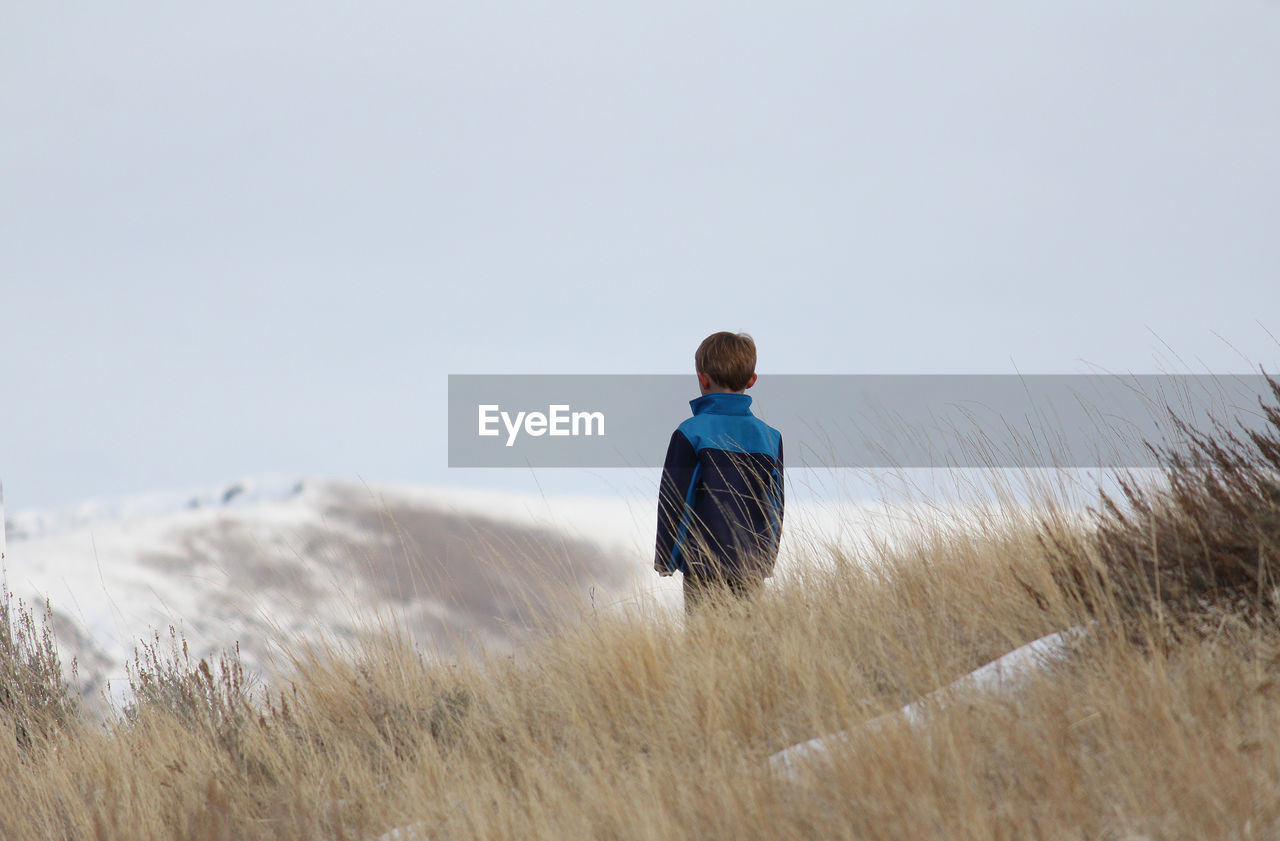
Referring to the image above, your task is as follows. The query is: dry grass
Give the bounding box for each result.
[1044,376,1280,631]
[5,383,1280,840]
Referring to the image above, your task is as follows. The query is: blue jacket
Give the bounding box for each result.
[654,392,784,579]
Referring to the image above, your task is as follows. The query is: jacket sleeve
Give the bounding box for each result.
[773,436,785,550]
[654,429,698,575]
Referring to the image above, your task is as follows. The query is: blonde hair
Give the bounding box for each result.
[694,332,757,391]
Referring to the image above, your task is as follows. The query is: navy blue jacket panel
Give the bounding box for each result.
[654,392,784,579]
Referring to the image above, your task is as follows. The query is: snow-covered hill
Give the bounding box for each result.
[2,479,655,713]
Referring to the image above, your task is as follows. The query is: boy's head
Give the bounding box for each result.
[695,331,758,393]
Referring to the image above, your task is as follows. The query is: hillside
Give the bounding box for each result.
[3,477,919,715]
[3,479,642,712]
[5,388,1278,841]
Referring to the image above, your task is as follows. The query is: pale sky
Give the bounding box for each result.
[3,1,1279,510]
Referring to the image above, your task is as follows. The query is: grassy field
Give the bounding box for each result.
[4,385,1280,840]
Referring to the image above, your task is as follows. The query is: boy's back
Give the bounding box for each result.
[654,333,784,605]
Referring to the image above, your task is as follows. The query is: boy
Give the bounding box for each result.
[654,332,784,612]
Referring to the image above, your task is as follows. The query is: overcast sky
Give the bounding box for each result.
[3,1,1279,510]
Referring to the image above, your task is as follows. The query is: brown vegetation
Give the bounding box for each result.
[1045,375,1280,632]
[3,380,1280,839]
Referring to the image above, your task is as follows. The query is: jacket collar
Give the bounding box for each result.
[689,392,753,416]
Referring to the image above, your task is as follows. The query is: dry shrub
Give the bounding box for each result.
[125,629,258,757]
[1046,374,1280,629]
[0,581,78,750]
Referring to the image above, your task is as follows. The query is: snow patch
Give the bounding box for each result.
[768,626,1090,778]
